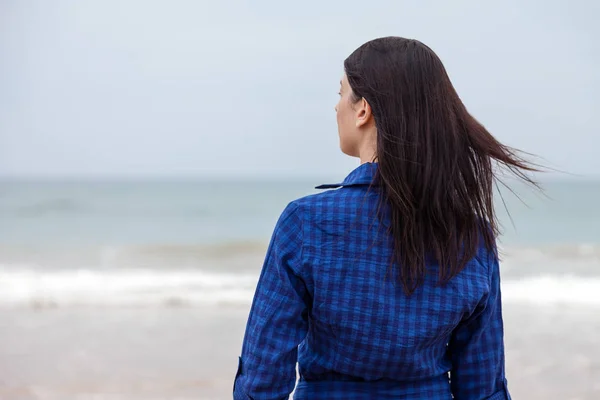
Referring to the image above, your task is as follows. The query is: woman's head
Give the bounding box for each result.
[339,37,538,294]
[335,74,377,160]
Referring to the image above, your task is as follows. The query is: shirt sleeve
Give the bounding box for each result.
[448,251,511,400]
[233,202,310,400]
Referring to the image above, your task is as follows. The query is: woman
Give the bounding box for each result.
[233,37,535,399]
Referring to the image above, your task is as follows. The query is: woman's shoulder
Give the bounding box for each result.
[293,185,378,209]
[286,187,377,225]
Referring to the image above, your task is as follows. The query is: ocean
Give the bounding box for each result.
[1,178,599,399]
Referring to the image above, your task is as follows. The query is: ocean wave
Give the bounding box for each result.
[1,243,599,309]
[498,244,600,277]
[1,242,599,267]
[1,268,599,309]
[0,241,270,272]
[127,242,269,258]
[12,198,86,217]
[0,269,257,309]
[499,243,600,259]
[502,275,600,306]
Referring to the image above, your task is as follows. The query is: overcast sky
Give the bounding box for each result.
[0,0,598,179]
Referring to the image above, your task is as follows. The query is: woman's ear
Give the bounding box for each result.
[355,98,372,128]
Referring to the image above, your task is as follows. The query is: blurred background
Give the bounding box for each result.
[0,1,598,399]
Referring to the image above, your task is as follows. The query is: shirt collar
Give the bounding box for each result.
[315,162,379,189]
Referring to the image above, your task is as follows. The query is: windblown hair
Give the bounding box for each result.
[344,37,538,294]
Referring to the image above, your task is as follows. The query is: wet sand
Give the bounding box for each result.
[0,304,599,399]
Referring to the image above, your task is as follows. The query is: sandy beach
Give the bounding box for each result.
[1,303,599,400]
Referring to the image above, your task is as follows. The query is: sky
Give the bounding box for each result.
[0,0,598,179]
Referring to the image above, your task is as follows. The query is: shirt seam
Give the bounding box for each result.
[289,201,306,279]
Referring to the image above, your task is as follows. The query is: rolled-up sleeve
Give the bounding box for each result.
[233,202,309,400]
[449,252,511,400]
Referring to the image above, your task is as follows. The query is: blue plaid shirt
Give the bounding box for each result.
[234,162,511,400]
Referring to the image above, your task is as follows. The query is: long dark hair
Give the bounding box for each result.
[344,37,538,294]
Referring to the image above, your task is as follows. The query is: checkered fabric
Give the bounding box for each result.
[233,162,511,400]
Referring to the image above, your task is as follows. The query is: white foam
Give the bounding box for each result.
[1,267,600,309]
[0,268,257,308]
[502,275,600,307]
